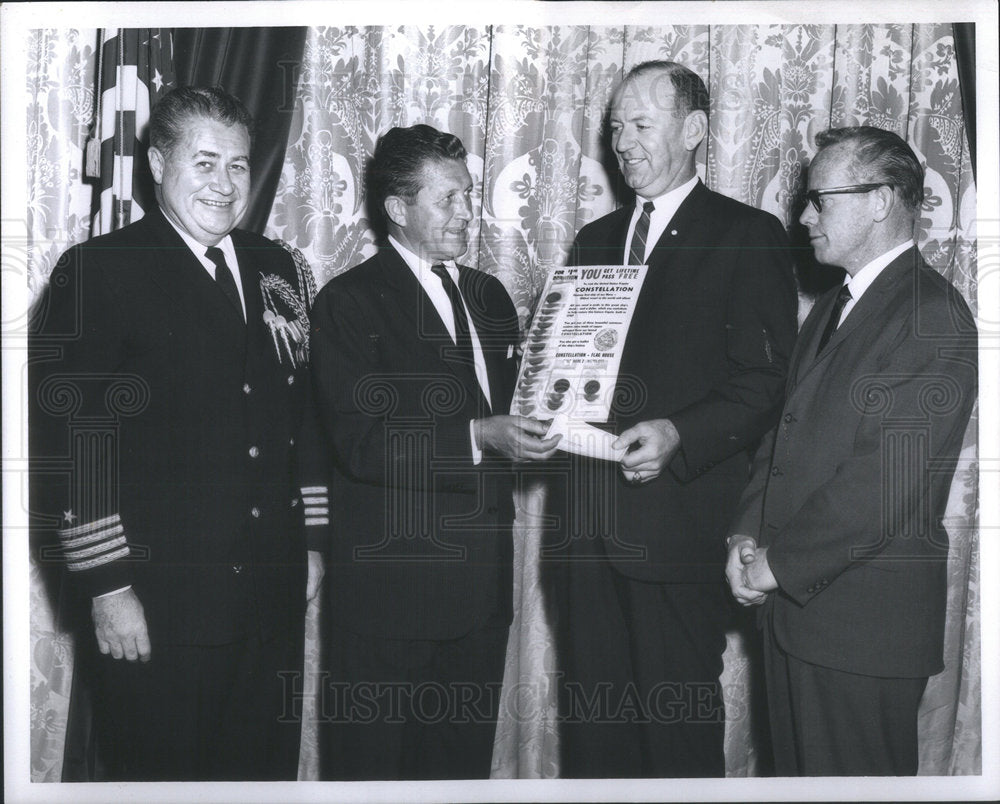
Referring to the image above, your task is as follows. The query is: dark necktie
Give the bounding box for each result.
[430,263,476,371]
[205,246,243,319]
[816,284,852,355]
[627,201,655,265]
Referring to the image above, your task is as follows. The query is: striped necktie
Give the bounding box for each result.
[627,201,655,265]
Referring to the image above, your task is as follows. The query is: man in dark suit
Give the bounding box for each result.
[29,87,324,780]
[309,124,560,780]
[726,126,978,775]
[544,60,798,777]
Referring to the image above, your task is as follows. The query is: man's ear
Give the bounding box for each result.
[148,147,165,185]
[384,196,408,229]
[683,109,708,153]
[871,184,896,223]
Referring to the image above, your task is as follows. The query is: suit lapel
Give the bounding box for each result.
[143,209,247,352]
[604,207,633,257]
[643,181,709,267]
[793,248,918,388]
[459,265,510,412]
[233,231,273,370]
[377,247,485,405]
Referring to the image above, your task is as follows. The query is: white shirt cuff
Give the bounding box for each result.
[470,419,483,466]
[94,585,132,600]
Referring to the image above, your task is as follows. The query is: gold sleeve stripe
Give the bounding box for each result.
[64,534,127,561]
[67,545,131,572]
[61,523,125,549]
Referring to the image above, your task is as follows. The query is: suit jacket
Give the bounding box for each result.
[29,208,319,646]
[561,181,798,583]
[730,248,978,677]
[309,246,521,640]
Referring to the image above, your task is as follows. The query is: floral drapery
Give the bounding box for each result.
[264,23,979,779]
[26,28,98,783]
[26,22,978,781]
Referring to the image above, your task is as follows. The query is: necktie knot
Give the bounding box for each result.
[205,246,225,268]
[642,201,655,215]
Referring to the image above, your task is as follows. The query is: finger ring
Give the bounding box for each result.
[632,472,641,483]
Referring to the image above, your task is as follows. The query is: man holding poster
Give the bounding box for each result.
[544,60,798,777]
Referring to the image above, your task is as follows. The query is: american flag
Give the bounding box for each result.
[89,29,176,235]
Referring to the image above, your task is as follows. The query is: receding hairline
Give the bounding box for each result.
[814,140,869,182]
[610,63,702,117]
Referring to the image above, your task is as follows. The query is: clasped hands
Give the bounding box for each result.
[726,538,778,606]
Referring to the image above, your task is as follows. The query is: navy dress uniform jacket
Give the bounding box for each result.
[30,208,320,646]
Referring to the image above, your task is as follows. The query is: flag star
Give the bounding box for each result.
[152,69,164,92]
[63,510,77,525]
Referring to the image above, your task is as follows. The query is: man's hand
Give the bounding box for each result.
[92,588,151,662]
[743,545,778,595]
[614,418,681,483]
[306,549,325,603]
[474,415,562,461]
[726,536,767,607]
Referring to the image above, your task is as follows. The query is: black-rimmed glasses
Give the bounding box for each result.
[804,183,891,212]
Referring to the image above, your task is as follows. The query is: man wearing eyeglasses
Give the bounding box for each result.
[725,126,978,775]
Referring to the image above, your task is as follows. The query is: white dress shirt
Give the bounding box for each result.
[837,239,914,327]
[623,174,700,264]
[164,215,247,320]
[389,236,493,463]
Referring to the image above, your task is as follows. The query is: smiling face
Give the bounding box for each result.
[389,158,473,262]
[148,116,251,246]
[609,70,705,198]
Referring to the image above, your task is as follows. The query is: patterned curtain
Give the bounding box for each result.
[264,23,978,778]
[25,22,977,781]
[26,28,99,783]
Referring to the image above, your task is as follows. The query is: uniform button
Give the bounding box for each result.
[783,413,794,423]
[771,466,781,476]
[291,497,299,508]
[249,446,260,458]
[289,437,295,446]
[243,383,251,394]
[232,564,243,574]
[287,375,295,385]
[251,507,261,518]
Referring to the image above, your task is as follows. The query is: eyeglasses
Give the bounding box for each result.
[804,183,891,212]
